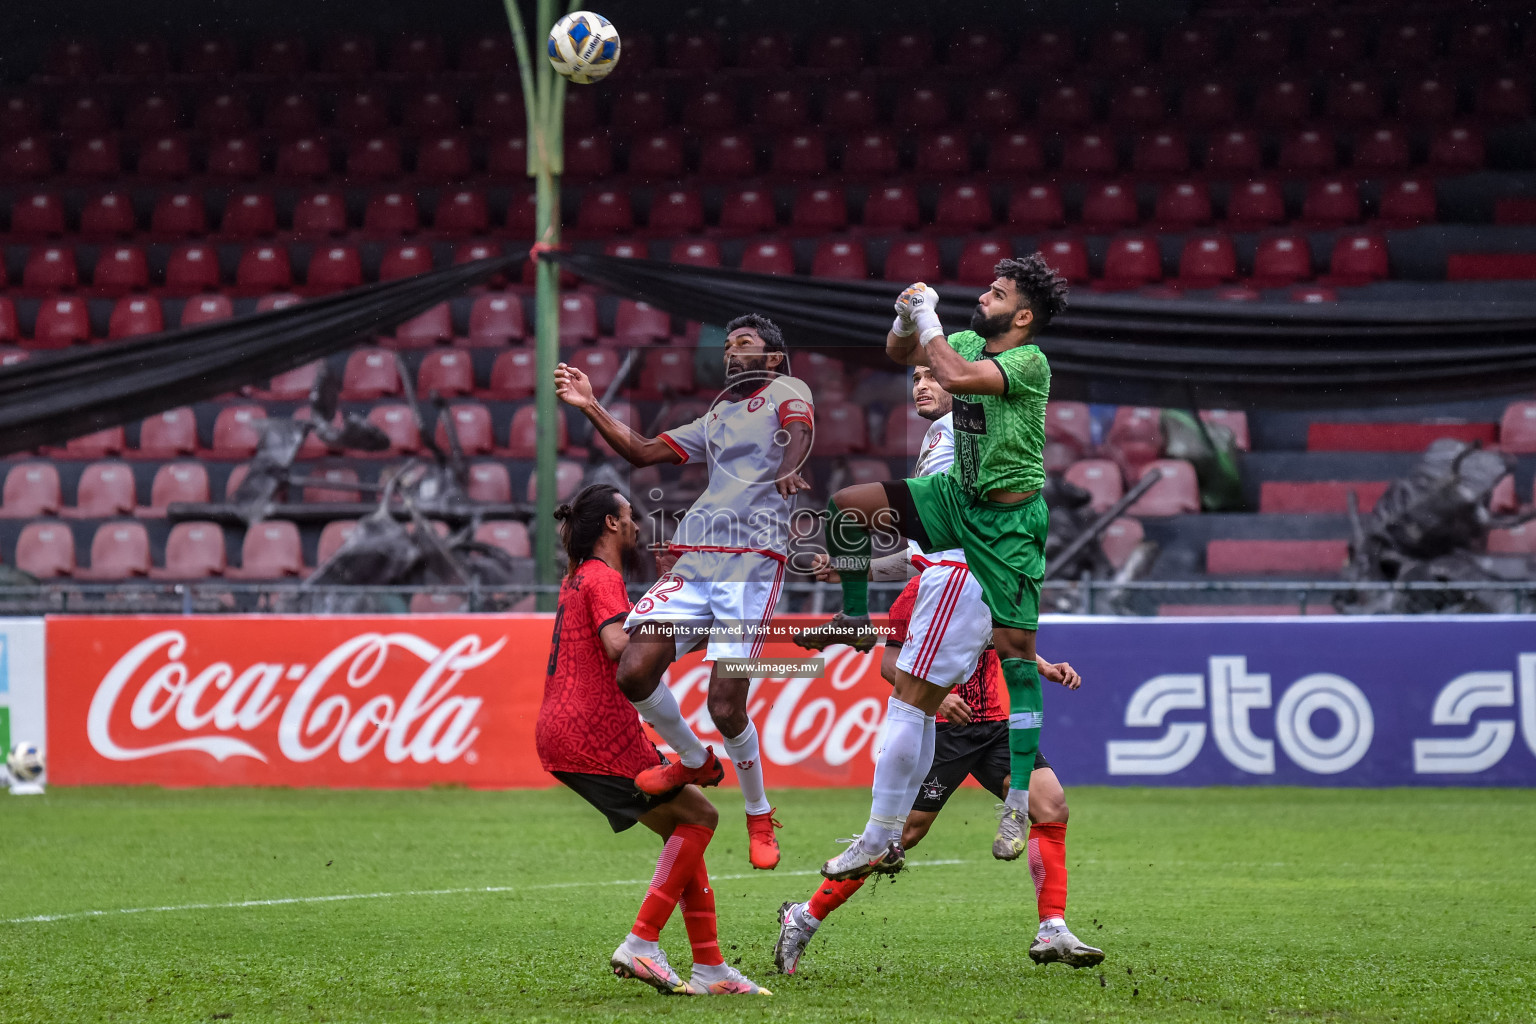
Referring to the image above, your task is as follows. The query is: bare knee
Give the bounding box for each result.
[1030,792,1068,824]
[707,690,748,738]
[675,788,719,830]
[616,642,669,702]
[901,814,935,849]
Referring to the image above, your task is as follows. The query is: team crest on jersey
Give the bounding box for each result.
[928,433,942,449]
[747,397,766,413]
[919,775,947,802]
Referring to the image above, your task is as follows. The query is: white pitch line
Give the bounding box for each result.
[4,859,967,926]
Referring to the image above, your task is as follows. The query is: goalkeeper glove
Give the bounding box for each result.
[895,283,945,344]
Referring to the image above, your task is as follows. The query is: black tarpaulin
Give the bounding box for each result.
[0,256,519,458]
[547,250,1536,408]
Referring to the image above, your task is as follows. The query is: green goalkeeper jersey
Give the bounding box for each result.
[944,330,1050,498]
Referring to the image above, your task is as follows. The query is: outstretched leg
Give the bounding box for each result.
[621,629,723,795]
[793,483,901,652]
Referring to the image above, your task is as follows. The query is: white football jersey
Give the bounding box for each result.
[659,375,815,555]
[908,412,966,565]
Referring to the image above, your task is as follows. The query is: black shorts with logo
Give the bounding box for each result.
[911,721,1052,813]
[553,770,684,833]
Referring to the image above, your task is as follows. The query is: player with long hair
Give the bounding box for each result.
[537,483,769,996]
[554,314,814,870]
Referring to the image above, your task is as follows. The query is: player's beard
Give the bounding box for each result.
[969,305,1014,339]
[725,354,773,396]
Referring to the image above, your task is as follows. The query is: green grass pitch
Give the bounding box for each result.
[2,786,1533,1023]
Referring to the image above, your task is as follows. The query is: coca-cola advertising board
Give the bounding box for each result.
[44,615,895,788]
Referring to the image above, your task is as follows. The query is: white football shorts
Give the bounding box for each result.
[624,548,787,661]
[895,562,991,689]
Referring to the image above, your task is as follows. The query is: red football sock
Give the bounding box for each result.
[805,876,866,922]
[632,823,713,942]
[678,858,722,966]
[1027,821,1068,922]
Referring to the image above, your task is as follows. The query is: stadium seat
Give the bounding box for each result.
[799,353,848,400]
[813,401,869,456]
[884,239,942,283]
[307,246,364,294]
[811,240,868,280]
[1094,26,1147,68]
[1279,129,1336,174]
[1499,402,1536,453]
[1177,234,1238,288]
[267,90,322,135]
[576,189,634,235]
[587,401,639,458]
[30,296,92,348]
[629,130,687,179]
[301,466,360,503]
[1250,234,1313,287]
[0,301,16,344]
[680,87,736,131]
[915,132,970,176]
[416,350,475,398]
[1255,79,1311,125]
[24,245,79,293]
[232,521,304,578]
[253,360,321,401]
[1377,179,1437,227]
[2,463,62,518]
[63,462,136,520]
[1065,459,1124,513]
[1126,459,1200,516]
[525,459,584,502]
[1,135,52,180]
[10,192,65,238]
[636,348,695,398]
[1450,20,1509,61]
[1428,126,1485,171]
[671,240,721,268]
[476,520,531,558]
[434,403,495,455]
[432,189,489,235]
[646,188,704,235]
[177,294,233,329]
[946,28,1005,70]
[775,132,829,176]
[314,520,358,566]
[719,188,777,233]
[58,426,127,459]
[392,35,446,76]
[1306,422,1497,452]
[791,187,847,232]
[150,194,209,241]
[1081,183,1139,232]
[1476,75,1530,120]
[220,191,277,239]
[1322,232,1390,286]
[615,300,671,344]
[894,86,950,129]
[1326,77,1385,123]
[138,133,193,179]
[483,349,536,399]
[876,29,933,69]
[1098,517,1144,570]
[1008,184,1065,231]
[1045,402,1094,458]
[844,459,892,485]
[466,293,525,346]
[1037,237,1090,284]
[1152,181,1212,229]
[363,404,423,455]
[807,29,862,71]
[863,186,921,231]
[1307,22,1363,65]
[275,136,332,179]
[1112,83,1166,127]
[1105,406,1163,470]
[1353,127,1411,172]
[754,86,809,130]
[822,87,877,130]
[76,521,151,579]
[67,136,122,178]
[143,463,210,516]
[612,87,669,130]
[740,240,795,275]
[347,132,404,179]
[363,191,420,235]
[1132,131,1190,174]
[1487,522,1536,554]
[955,238,1011,286]
[1038,84,1094,128]
[1181,81,1237,126]
[235,245,294,293]
[1258,480,1390,514]
[486,135,530,179]
[16,522,76,578]
[1402,78,1457,123]
[988,131,1046,175]
[321,35,376,75]
[466,462,512,504]
[698,132,755,178]
[506,403,568,459]
[1097,235,1163,290]
[841,130,899,177]
[292,191,348,237]
[1204,129,1262,175]
[1225,180,1286,229]
[563,90,600,132]
[106,296,163,340]
[1199,409,1251,451]
[341,349,403,400]
[210,406,267,458]
[1207,539,1349,575]
[556,293,600,343]
[1061,132,1118,176]
[94,245,152,296]
[379,244,433,281]
[880,402,928,455]
[933,185,993,232]
[80,193,137,239]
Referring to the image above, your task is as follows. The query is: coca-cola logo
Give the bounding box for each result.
[86,631,506,766]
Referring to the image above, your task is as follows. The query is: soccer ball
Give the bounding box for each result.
[7,741,43,782]
[547,11,621,84]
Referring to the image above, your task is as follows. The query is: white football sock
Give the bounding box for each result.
[860,697,927,854]
[1005,788,1029,812]
[1037,916,1067,938]
[623,933,661,956]
[631,685,707,768]
[889,712,937,843]
[721,721,771,815]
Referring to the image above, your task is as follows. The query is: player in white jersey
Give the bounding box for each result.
[554,314,814,870]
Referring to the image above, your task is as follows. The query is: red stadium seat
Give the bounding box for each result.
[740,239,795,275]
[138,133,192,180]
[636,348,695,398]
[1450,20,1509,62]
[389,303,453,349]
[506,403,568,459]
[476,520,531,558]
[1205,129,1262,175]
[321,34,377,75]
[0,94,43,135]
[771,131,827,177]
[312,519,359,567]
[841,130,899,177]
[467,293,525,346]
[94,245,152,296]
[1250,234,1313,287]
[416,133,474,181]
[1353,127,1411,172]
[432,188,490,236]
[1278,129,1336,174]
[16,522,76,578]
[1256,80,1311,124]
[1037,237,1090,284]
[341,349,402,400]
[1322,232,1390,286]
[988,131,1045,175]
[1132,131,1190,175]
[379,244,433,281]
[403,88,459,132]
[615,300,672,344]
[1081,183,1139,232]
[1428,126,1485,172]
[699,132,757,179]
[1232,24,1290,65]
[392,34,446,76]
[30,296,92,348]
[68,463,138,520]
[863,186,921,231]
[363,191,420,235]
[879,403,928,456]
[680,87,736,131]
[1060,132,1118,176]
[1093,26,1147,68]
[1378,21,1435,64]
[142,463,210,517]
[1177,234,1239,288]
[576,189,634,235]
[1105,406,1163,470]
[1499,402,1536,453]
[1487,523,1536,554]
[806,29,862,71]
[1065,459,1124,513]
[108,296,164,339]
[361,405,422,455]
[791,187,847,232]
[204,136,261,181]
[811,239,868,280]
[179,293,234,326]
[894,86,950,129]
[292,190,347,237]
[466,463,512,504]
[1098,517,1144,570]
[1225,180,1286,229]
[0,301,16,344]
[232,521,304,578]
[563,90,599,132]
[672,240,723,269]
[628,130,686,179]
[1008,184,1065,231]
[915,132,969,176]
[612,87,669,129]
[275,136,332,179]
[823,87,877,130]
[1326,78,1385,123]
[719,188,777,233]
[812,401,868,456]
[235,245,294,293]
[933,185,992,232]
[1152,181,1212,229]
[1200,409,1251,451]
[1110,82,1165,126]
[486,134,529,179]
[483,349,536,400]
[884,239,942,283]
[434,403,495,455]
[80,193,138,239]
[416,350,475,399]
[149,192,207,239]
[267,90,323,135]
[956,238,1012,286]
[1376,179,1437,227]
[946,29,1005,71]
[753,86,808,130]
[1181,81,1237,127]
[1258,481,1390,514]
[646,188,704,235]
[1306,22,1363,65]
[306,246,363,294]
[24,245,79,293]
[1207,539,1348,575]
[60,426,126,459]
[1402,78,1457,123]
[876,30,933,69]
[252,361,321,401]
[207,406,265,459]
[2,463,62,518]
[1,135,52,180]
[1097,236,1162,291]
[557,132,610,180]
[1046,401,1094,457]
[10,192,65,238]
[220,190,277,238]
[1127,459,1200,516]
[1476,75,1530,120]
[67,136,122,179]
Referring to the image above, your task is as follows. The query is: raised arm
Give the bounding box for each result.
[554,363,683,467]
[889,282,1009,396]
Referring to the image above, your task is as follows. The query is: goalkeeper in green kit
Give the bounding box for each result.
[795,255,1068,879]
